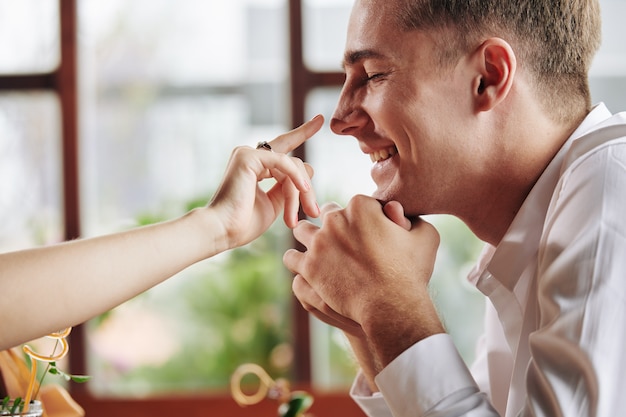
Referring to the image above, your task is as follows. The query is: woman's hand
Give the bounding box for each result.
[208,115,324,250]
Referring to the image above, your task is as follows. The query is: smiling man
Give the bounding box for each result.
[284,0,626,416]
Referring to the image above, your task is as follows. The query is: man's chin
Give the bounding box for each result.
[371,189,423,218]
[371,185,395,205]
[370,190,388,204]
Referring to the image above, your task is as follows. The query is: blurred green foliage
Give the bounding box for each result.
[89,225,295,396]
[428,215,485,364]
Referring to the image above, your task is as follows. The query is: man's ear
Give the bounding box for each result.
[471,37,516,112]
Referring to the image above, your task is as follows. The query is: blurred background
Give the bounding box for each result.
[0,0,624,415]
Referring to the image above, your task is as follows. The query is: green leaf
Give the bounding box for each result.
[70,375,91,383]
[10,397,23,414]
[1,396,11,412]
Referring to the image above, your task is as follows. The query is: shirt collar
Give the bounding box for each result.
[469,103,613,292]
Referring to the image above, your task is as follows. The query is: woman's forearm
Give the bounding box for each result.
[0,207,221,350]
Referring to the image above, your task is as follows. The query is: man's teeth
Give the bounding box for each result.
[369,146,398,163]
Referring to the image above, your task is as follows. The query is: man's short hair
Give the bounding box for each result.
[393,0,602,123]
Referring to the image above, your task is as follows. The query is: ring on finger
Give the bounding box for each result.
[256,141,273,151]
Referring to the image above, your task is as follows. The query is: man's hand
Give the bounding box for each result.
[284,195,444,377]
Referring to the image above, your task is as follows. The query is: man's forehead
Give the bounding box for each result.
[345,1,401,52]
[349,0,395,26]
[343,1,424,70]
[341,49,388,70]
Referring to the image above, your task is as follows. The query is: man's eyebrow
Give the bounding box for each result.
[341,49,387,70]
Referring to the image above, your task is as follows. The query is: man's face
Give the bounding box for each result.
[330,0,480,217]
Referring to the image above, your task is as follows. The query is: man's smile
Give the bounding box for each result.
[369,146,398,163]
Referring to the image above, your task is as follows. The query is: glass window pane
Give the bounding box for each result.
[78,0,292,397]
[0,0,59,74]
[589,0,626,112]
[302,0,352,72]
[590,0,626,76]
[0,92,63,251]
[307,88,375,202]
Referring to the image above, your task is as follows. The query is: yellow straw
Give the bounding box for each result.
[22,328,72,412]
[230,363,276,406]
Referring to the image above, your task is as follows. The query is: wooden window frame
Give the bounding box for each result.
[0,0,362,415]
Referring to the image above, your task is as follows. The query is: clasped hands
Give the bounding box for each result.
[283,195,442,370]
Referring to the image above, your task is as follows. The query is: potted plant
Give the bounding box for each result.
[0,328,88,417]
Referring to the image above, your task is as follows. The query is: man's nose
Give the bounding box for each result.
[329,87,367,136]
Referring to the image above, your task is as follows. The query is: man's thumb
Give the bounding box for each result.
[382,201,412,231]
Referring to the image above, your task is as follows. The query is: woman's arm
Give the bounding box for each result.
[0,115,323,350]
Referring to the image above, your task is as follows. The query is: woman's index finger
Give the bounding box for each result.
[268,114,324,154]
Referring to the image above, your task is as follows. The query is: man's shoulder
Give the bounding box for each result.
[562,111,626,173]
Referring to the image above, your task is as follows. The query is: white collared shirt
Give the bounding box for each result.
[351,103,626,417]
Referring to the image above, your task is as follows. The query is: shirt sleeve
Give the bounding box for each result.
[350,373,394,417]
[351,334,499,417]
[529,140,626,416]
